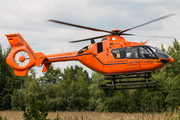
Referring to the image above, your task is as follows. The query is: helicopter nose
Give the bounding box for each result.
[169,57,174,64]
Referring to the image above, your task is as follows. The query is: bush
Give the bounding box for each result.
[23,97,48,120]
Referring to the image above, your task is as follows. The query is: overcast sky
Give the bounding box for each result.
[0,0,180,77]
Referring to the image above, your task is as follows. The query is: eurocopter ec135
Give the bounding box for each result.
[5,14,175,90]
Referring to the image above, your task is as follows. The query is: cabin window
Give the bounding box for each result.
[78,46,88,54]
[111,46,157,59]
[112,49,121,58]
[102,38,108,41]
[112,47,139,59]
[126,47,139,58]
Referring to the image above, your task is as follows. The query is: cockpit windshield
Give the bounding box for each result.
[149,46,170,59]
[111,45,170,59]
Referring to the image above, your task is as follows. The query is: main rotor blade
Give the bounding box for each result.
[119,14,175,35]
[70,34,111,43]
[48,20,112,34]
[70,33,174,43]
[121,33,174,38]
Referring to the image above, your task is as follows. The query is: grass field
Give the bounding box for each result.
[0,111,179,120]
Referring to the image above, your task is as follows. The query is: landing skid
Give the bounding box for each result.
[101,71,157,90]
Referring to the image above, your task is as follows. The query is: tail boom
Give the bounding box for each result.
[43,51,79,63]
[41,51,79,72]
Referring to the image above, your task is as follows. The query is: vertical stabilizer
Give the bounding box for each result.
[6,33,46,76]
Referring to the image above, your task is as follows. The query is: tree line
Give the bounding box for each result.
[0,39,180,112]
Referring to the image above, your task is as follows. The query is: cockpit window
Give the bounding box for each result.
[139,47,157,59]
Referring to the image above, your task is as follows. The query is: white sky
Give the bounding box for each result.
[0,0,180,77]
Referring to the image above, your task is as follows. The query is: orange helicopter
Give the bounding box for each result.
[5,14,175,90]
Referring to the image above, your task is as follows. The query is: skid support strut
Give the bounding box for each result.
[112,75,116,90]
[101,71,157,90]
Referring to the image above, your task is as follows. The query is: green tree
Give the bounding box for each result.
[39,65,61,84]
[1,78,13,110]
[162,39,180,111]
[11,69,49,111]
[23,69,49,109]
[55,65,90,111]
[11,88,26,110]
[88,72,106,111]
[88,72,131,112]
[23,96,48,120]
[0,45,25,110]
[102,92,129,112]
[39,65,62,111]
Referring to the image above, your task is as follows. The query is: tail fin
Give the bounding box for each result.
[6,33,46,76]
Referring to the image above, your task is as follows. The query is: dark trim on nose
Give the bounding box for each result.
[161,60,169,66]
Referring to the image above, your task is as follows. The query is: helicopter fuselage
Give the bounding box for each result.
[44,36,174,75]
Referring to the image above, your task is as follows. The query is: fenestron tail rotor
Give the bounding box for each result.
[14,51,30,67]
